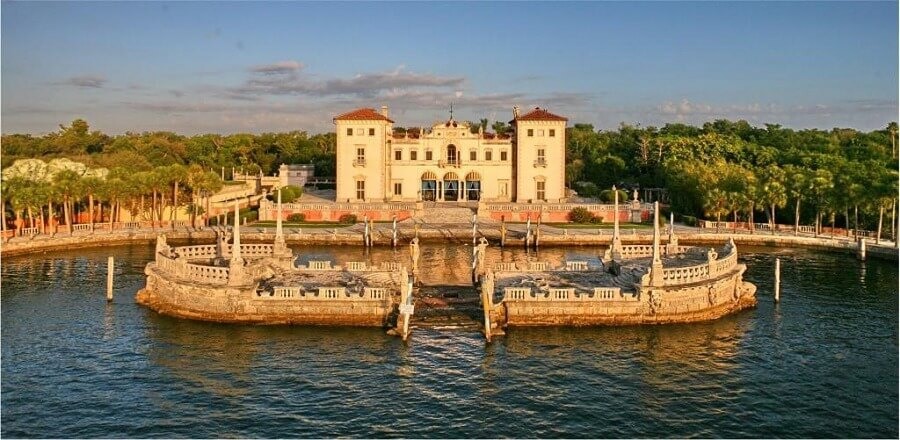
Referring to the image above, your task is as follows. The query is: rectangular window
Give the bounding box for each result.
[346,128,353,136]
[426,150,433,161]
[356,180,365,200]
[536,181,546,201]
[355,128,364,135]
[394,150,402,161]
[501,151,508,161]
[470,150,477,161]
[538,148,545,160]
[549,129,555,137]
[537,129,544,136]
[527,129,534,137]
[356,147,365,163]
[485,150,492,161]
[410,150,418,161]
[369,128,375,136]
[394,182,402,196]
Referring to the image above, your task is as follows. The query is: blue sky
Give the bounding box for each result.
[2,1,897,135]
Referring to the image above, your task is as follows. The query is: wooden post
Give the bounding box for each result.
[774,258,780,303]
[106,256,114,302]
[858,237,867,261]
[392,216,397,248]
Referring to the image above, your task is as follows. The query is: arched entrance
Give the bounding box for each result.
[465,171,481,201]
[443,172,459,201]
[421,171,437,201]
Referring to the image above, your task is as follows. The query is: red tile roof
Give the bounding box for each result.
[333,108,394,123]
[511,107,568,123]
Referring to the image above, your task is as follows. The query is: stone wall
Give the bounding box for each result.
[495,243,757,326]
[499,267,755,326]
[137,263,396,326]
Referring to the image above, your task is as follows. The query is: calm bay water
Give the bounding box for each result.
[1,243,897,438]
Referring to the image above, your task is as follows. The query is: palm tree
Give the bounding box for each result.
[80,176,104,231]
[784,165,809,235]
[757,165,787,234]
[52,170,80,234]
[703,188,729,233]
[808,169,834,237]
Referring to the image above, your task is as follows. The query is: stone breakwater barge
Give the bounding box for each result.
[137,200,757,340]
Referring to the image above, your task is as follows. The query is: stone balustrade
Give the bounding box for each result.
[346,262,368,271]
[710,249,738,277]
[481,202,652,212]
[174,245,219,260]
[156,252,228,285]
[619,244,654,258]
[528,262,549,271]
[263,286,386,301]
[565,261,589,271]
[20,227,39,236]
[659,244,737,286]
[661,264,710,285]
[502,286,635,302]
[494,262,518,271]
[72,224,92,231]
[303,261,333,270]
[237,244,275,258]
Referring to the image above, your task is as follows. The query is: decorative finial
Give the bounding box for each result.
[449,102,454,120]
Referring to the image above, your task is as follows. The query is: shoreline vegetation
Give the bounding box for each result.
[1,118,897,244]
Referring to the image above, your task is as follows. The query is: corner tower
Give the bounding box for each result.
[511,107,568,203]
[334,107,394,202]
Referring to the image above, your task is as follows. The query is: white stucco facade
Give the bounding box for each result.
[334,106,567,204]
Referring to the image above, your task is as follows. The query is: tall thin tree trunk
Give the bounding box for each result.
[854,204,859,238]
[28,207,34,229]
[1,198,6,233]
[64,196,72,235]
[770,203,776,235]
[39,212,45,235]
[749,204,755,234]
[88,194,94,231]
[15,209,23,236]
[876,205,884,244]
[794,199,801,236]
[814,210,820,237]
[152,190,158,227]
[48,201,54,234]
[891,199,897,242]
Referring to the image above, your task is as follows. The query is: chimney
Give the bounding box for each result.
[381,105,389,118]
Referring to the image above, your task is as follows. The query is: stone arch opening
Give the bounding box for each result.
[465,171,481,201]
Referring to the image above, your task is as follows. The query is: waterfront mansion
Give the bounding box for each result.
[334,106,567,204]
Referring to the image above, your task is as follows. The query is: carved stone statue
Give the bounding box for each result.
[632,189,639,202]
[409,237,420,272]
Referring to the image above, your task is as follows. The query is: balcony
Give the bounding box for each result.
[439,159,461,168]
[533,158,547,167]
[353,159,366,167]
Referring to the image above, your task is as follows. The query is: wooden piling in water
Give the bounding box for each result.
[774,258,780,303]
[858,237,867,261]
[106,256,114,302]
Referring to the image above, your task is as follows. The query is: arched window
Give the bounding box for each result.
[447,144,458,165]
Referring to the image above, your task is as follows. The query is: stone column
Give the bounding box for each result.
[666,211,679,255]
[228,200,247,286]
[231,200,242,263]
[649,201,664,287]
[274,187,286,249]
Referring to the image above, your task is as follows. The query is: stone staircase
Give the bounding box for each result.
[414,204,477,225]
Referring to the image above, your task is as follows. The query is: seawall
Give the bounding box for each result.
[3,225,897,261]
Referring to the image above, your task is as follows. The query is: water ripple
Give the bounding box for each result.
[1,244,897,438]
